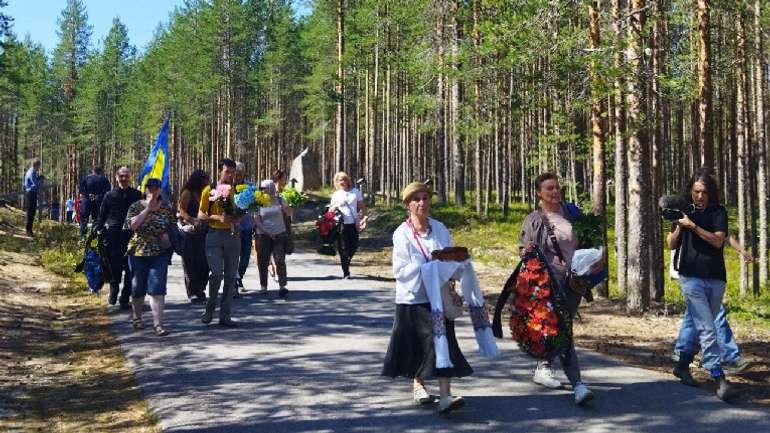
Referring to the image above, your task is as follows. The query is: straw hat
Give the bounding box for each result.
[401,182,436,204]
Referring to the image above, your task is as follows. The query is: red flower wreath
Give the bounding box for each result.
[508,253,569,358]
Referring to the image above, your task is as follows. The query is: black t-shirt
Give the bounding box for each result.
[95,187,142,230]
[673,205,728,281]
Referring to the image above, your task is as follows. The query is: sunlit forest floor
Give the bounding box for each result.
[312,197,770,406]
[0,206,158,433]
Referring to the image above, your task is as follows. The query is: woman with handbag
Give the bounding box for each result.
[178,169,210,303]
[267,169,293,281]
[254,180,292,297]
[125,178,174,336]
[381,182,471,414]
[519,172,596,405]
[329,172,368,279]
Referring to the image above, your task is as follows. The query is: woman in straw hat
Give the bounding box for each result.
[381,182,471,414]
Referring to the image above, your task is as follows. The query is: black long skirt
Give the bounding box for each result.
[381,303,473,380]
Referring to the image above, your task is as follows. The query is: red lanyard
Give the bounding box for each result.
[407,219,431,261]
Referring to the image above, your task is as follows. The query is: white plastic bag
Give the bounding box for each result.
[571,247,603,276]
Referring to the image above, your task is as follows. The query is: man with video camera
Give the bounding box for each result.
[665,170,736,402]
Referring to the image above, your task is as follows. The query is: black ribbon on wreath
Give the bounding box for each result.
[492,246,573,360]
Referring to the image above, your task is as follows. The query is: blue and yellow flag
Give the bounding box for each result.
[138,117,170,194]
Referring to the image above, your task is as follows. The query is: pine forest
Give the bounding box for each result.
[1,0,769,311]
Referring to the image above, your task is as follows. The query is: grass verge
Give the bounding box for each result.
[0,206,159,433]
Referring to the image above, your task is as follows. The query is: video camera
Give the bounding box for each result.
[658,195,701,221]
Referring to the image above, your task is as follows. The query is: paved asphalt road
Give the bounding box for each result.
[113,250,770,433]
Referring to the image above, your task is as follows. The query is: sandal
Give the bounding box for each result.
[132,318,145,330]
[154,325,169,336]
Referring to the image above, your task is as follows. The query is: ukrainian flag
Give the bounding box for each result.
[138,116,171,194]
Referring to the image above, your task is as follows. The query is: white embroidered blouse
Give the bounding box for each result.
[391,218,453,305]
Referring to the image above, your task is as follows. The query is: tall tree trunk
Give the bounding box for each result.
[589,0,607,297]
[612,0,627,299]
[625,0,651,313]
[754,0,768,288]
[335,0,345,174]
[589,0,605,217]
[698,0,714,167]
[736,13,750,296]
[473,0,482,213]
[448,0,463,205]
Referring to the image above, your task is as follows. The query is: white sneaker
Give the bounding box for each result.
[413,387,432,405]
[533,362,562,389]
[574,382,594,405]
[438,395,464,414]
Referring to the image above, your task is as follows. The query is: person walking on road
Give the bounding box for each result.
[518,172,595,405]
[667,171,737,401]
[95,166,142,310]
[329,171,368,279]
[23,159,42,236]
[234,162,255,297]
[382,182,471,414]
[178,169,210,303]
[79,166,111,236]
[198,158,241,327]
[254,179,292,297]
[125,178,173,336]
[672,234,752,374]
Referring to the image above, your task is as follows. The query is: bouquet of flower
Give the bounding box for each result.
[234,183,271,212]
[572,212,604,249]
[209,184,240,216]
[507,250,572,359]
[280,187,308,208]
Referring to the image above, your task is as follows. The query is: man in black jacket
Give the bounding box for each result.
[79,167,111,236]
[96,166,142,309]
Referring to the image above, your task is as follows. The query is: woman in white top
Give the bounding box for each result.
[254,180,293,297]
[329,171,368,278]
[381,182,471,414]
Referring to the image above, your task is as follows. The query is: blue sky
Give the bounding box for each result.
[4,0,311,54]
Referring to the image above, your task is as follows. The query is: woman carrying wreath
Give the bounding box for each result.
[381,182,471,414]
[519,172,595,405]
[329,171,368,278]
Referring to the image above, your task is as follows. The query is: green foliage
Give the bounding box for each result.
[280,186,308,208]
[573,213,604,249]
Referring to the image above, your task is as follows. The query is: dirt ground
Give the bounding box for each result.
[0,210,158,432]
[351,246,770,407]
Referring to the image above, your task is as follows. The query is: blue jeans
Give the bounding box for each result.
[677,276,725,374]
[129,254,169,297]
[675,305,740,363]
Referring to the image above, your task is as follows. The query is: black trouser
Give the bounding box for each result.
[257,233,287,288]
[337,224,359,276]
[25,190,37,234]
[104,228,132,306]
[80,199,101,235]
[182,231,209,299]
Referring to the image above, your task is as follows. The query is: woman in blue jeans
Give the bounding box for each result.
[125,178,174,336]
[667,171,736,401]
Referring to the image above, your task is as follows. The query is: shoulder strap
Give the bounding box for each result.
[406,219,431,261]
[538,209,567,264]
